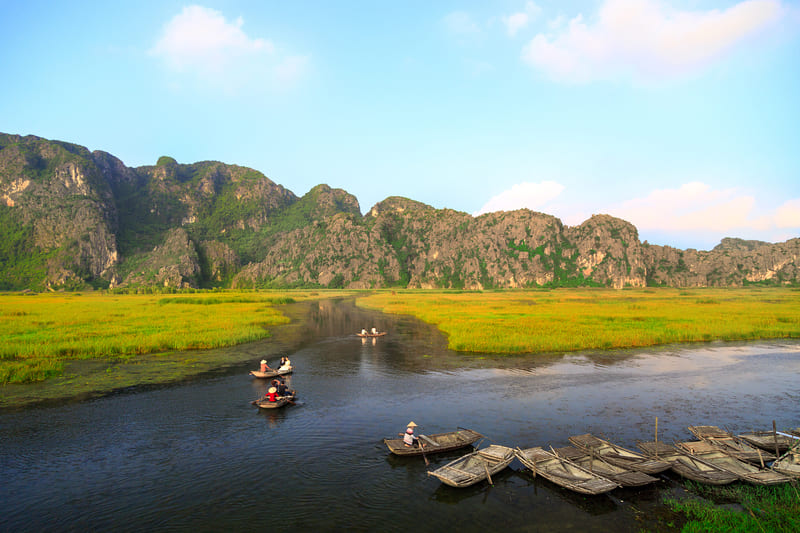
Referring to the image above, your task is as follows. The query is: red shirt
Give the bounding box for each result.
[267,392,277,401]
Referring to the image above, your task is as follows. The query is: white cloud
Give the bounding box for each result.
[150,5,306,90]
[444,11,481,36]
[603,182,800,238]
[522,0,784,83]
[473,181,565,216]
[775,198,800,228]
[503,2,542,37]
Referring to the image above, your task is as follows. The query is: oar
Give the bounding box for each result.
[419,439,429,465]
[483,461,493,485]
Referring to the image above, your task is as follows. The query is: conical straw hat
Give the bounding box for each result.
[407,421,418,427]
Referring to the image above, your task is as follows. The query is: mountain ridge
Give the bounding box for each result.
[1,132,797,290]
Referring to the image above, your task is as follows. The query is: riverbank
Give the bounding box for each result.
[0,296,331,409]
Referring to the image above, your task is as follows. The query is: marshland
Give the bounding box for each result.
[1,289,798,532]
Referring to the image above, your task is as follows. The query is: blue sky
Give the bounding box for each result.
[2,0,799,250]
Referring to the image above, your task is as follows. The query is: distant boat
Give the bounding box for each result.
[252,393,296,409]
[515,446,619,495]
[356,331,387,337]
[427,445,515,488]
[637,440,738,485]
[383,428,484,457]
[249,366,293,379]
[568,434,671,474]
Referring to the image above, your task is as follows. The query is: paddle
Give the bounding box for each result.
[419,438,429,466]
[483,461,493,486]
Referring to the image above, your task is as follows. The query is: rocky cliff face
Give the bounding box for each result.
[1,132,797,290]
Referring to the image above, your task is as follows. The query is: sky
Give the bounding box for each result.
[2,0,799,250]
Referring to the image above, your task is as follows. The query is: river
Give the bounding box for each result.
[2,298,798,532]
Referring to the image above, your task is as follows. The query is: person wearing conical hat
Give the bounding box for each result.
[266,386,278,402]
[260,360,270,372]
[402,421,420,447]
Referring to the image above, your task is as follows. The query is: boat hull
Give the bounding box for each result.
[384,428,483,457]
[428,445,514,488]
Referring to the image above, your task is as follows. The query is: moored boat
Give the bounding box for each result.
[771,446,800,478]
[384,428,484,457]
[427,445,514,488]
[688,425,776,464]
[637,440,738,485]
[515,446,619,495]
[676,440,790,485]
[736,431,796,454]
[552,446,659,487]
[568,434,671,474]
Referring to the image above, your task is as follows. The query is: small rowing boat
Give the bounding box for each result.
[249,366,293,379]
[427,445,515,488]
[736,431,796,454]
[676,440,790,485]
[772,445,800,478]
[515,446,619,495]
[552,446,659,487]
[253,393,296,409]
[637,440,738,485]
[356,331,387,337]
[384,428,484,457]
[688,425,776,464]
[568,434,671,474]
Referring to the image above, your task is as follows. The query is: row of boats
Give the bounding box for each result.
[383,425,800,492]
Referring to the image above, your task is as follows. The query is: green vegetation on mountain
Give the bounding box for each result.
[1,132,798,291]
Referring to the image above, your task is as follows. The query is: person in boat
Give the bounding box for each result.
[278,356,291,372]
[265,386,278,402]
[277,379,290,397]
[371,327,378,335]
[259,360,271,372]
[401,421,421,447]
[361,328,367,335]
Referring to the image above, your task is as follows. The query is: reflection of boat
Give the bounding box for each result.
[637,440,738,485]
[736,431,795,454]
[552,446,659,487]
[249,367,293,378]
[383,428,484,457]
[676,440,790,485]
[568,434,671,474]
[427,445,514,488]
[356,331,387,337]
[688,425,775,464]
[515,446,618,495]
[253,393,296,409]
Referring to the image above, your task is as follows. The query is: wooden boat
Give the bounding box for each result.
[568,434,671,474]
[515,446,619,495]
[688,425,775,464]
[637,440,738,485]
[249,366,293,378]
[771,446,800,478]
[552,446,659,487]
[676,440,790,485]
[736,431,796,454]
[383,428,484,457]
[253,392,296,409]
[427,445,515,488]
[356,331,387,337]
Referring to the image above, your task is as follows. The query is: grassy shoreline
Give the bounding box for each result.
[356,288,800,354]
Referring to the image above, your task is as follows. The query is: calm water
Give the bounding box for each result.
[2,299,799,532]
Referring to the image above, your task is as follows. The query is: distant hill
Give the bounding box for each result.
[1,132,798,290]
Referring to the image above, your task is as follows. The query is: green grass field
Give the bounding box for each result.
[0,291,342,384]
[356,288,800,354]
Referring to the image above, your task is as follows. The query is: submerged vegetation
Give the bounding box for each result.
[666,481,800,533]
[0,291,335,384]
[357,288,800,354]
